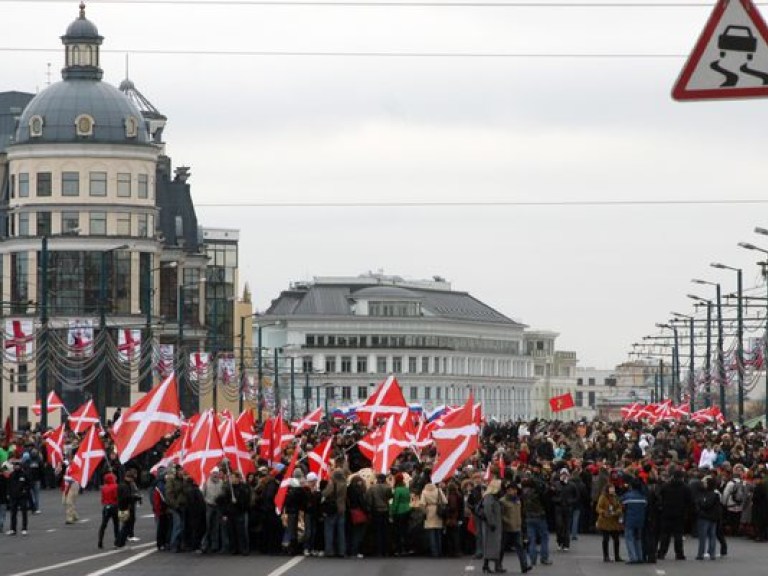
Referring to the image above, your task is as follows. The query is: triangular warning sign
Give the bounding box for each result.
[673,0,768,100]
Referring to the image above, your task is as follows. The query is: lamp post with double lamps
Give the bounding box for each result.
[739,236,768,425]
[711,262,744,425]
[671,312,695,412]
[177,277,205,416]
[687,294,713,408]
[655,323,680,402]
[692,279,726,418]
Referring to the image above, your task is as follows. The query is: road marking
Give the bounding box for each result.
[465,567,475,572]
[141,513,154,519]
[45,529,56,533]
[78,518,91,524]
[7,543,154,576]
[656,571,666,575]
[266,555,304,576]
[83,549,156,576]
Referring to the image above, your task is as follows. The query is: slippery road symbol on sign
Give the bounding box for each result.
[673,0,768,100]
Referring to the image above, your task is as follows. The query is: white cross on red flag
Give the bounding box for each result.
[33,391,66,416]
[308,437,333,481]
[371,415,410,474]
[356,375,409,427]
[112,373,181,464]
[66,424,105,488]
[182,409,225,486]
[44,424,67,469]
[235,409,257,443]
[219,412,256,477]
[258,415,293,466]
[274,446,300,515]
[67,400,100,434]
[4,319,34,363]
[358,425,384,461]
[431,396,479,483]
[151,434,184,476]
[291,407,323,435]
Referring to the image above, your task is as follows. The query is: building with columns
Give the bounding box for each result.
[257,273,578,420]
[0,5,243,427]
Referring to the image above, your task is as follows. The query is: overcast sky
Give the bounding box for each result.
[4,0,768,370]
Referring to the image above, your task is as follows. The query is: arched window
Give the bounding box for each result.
[75,114,94,137]
[124,116,138,138]
[29,115,44,138]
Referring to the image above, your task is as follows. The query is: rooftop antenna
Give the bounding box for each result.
[46,62,51,86]
[125,53,129,80]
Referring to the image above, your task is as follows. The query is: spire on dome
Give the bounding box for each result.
[61,1,103,80]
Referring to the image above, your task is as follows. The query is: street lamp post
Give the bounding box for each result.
[656,323,680,401]
[39,236,49,430]
[711,262,744,425]
[672,312,695,411]
[693,279,727,419]
[178,277,205,417]
[688,294,713,408]
[740,236,768,424]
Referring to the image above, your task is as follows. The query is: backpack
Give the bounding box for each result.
[731,481,746,505]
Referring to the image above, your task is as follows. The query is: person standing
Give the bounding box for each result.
[621,479,647,564]
[420,480,446,558]
[0,462,10,534]
[695,476,721,560]
[480,479,504,573]
[521,473,552,567]
[8,460,30,535]
[499,481,531,573]
[366,472,393,557]
[552,468,579,551]
[721,466,746,537]
[221,471,251,555]
[595,484,623,562]
[63,478,80,525]
[389,473,411,557]
[24,448,43,514]
[303,472,321,556]
[164,467,187,552]
[97,472,119,549]
[323,469,348,557]
[347,475,369,558]
[658,469,692,560]
[201,467,225,554]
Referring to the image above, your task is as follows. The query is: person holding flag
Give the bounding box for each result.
[322,468,348,558]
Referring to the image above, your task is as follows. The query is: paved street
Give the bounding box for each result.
[3,490,768,576]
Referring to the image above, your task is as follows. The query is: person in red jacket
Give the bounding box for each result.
[98,472,119,548]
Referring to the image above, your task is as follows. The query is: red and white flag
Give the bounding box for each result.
[621,402,643,422]
[112,373,181,464]
[258,415,293,466]
[235,409,257,443]
[151,435,184,476]
[292,407,323,435]
[44,424,67,469]
[356,375,409,427]
[33,391,66,416]
[406,418,433,451]
[219,412,256,477]
[308,437,333,481]
[117,329,141,363]
[431,396,480,483]
[274,446,300,515]
[68,400,100,434]
[68,320,94,358]
[358,425,384,461]
[371,415,410,474]
[4,319,34,362]
[65,425,105,488]
[189,352,210,382]
[182,409,225,486]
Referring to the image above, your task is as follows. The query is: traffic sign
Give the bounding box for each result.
[673,0,768,101]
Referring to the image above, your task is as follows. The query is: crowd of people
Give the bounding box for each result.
[3,415,768,571]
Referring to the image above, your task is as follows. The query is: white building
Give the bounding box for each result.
[255,273,578,420]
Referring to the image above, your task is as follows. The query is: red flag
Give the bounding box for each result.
[467,513,477,536]
[182,410,225,486]
[292,407,323,435]
[44,424,67,468]
[431,396,480,483]
[308,437,333,481]
[112,373,181,464]
[498,454,505,479]
[67,400,100,434]
[3,415,11,442]
[220,413,256,477]
[258,416,294,466]
[235,409,257,443]
[151,435,184,476]
[274,446,300,515]
[621,402,643,422]
[358,425,384,461]
[356,375,409,427]
[32,391,65,416]
[65,425,105,488]
[406,418,433,451]
[548,393,575,413]
[371,415,410,474]
[258,417,274,462]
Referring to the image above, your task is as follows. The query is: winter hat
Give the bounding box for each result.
[306,472,319,482]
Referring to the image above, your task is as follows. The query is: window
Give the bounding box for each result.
[137,213,148,237]
[125,116,138,138]
[410,386,418,401]
[75,114,94,136]
[19,173,29,197]
[434,356,440,374]
[36,212,51,236]
[117,173,131,197]
[306,335,315,347]
[116,213,131,236]
[575,391,583,407]
[36,172,52,196]
[302,356,313,373]
[62,171,80,196]
[90,211,106,235]
[436,387,442,400]
[605,377,617,387]
[588,391,596,407]
[29,115,43,137]
[576,378,583,387]
[536,341,545,351]
[357,386,368,400]
[408,356,417,373]
[392,356,402,373]
[424,386,431,400]
[422,357,429,374]
[18,213,29,236]
[534,365,545,377]
[325,357,336,373]
[61,211,79,234]
[341,356,352,373]
[588,378,596,387]
[376,356,387,373]
[138,174,149,198]
[356,356,367,373]
[342,386,352,400]
[89,172,107,196]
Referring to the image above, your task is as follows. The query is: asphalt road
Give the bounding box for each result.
[3,490,768,576]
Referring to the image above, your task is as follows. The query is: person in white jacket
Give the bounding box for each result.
[699,442,717,469]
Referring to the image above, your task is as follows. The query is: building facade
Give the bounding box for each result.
[256,273,577,420]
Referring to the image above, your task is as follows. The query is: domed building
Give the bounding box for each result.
[0,4,232,427]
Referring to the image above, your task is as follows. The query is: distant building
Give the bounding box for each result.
[257,273,578,420]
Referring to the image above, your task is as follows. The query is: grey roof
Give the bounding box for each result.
[265,283,519,325]
[63,4,101,40]
[0,91,34,152]
[13,80,150,145]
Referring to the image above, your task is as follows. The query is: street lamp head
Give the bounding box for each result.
[755,227,768,236]
[691,278,712,286]
[710,262,727,270]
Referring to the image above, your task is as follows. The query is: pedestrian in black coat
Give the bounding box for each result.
[657,470,693,560]
[8,461,30,534]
